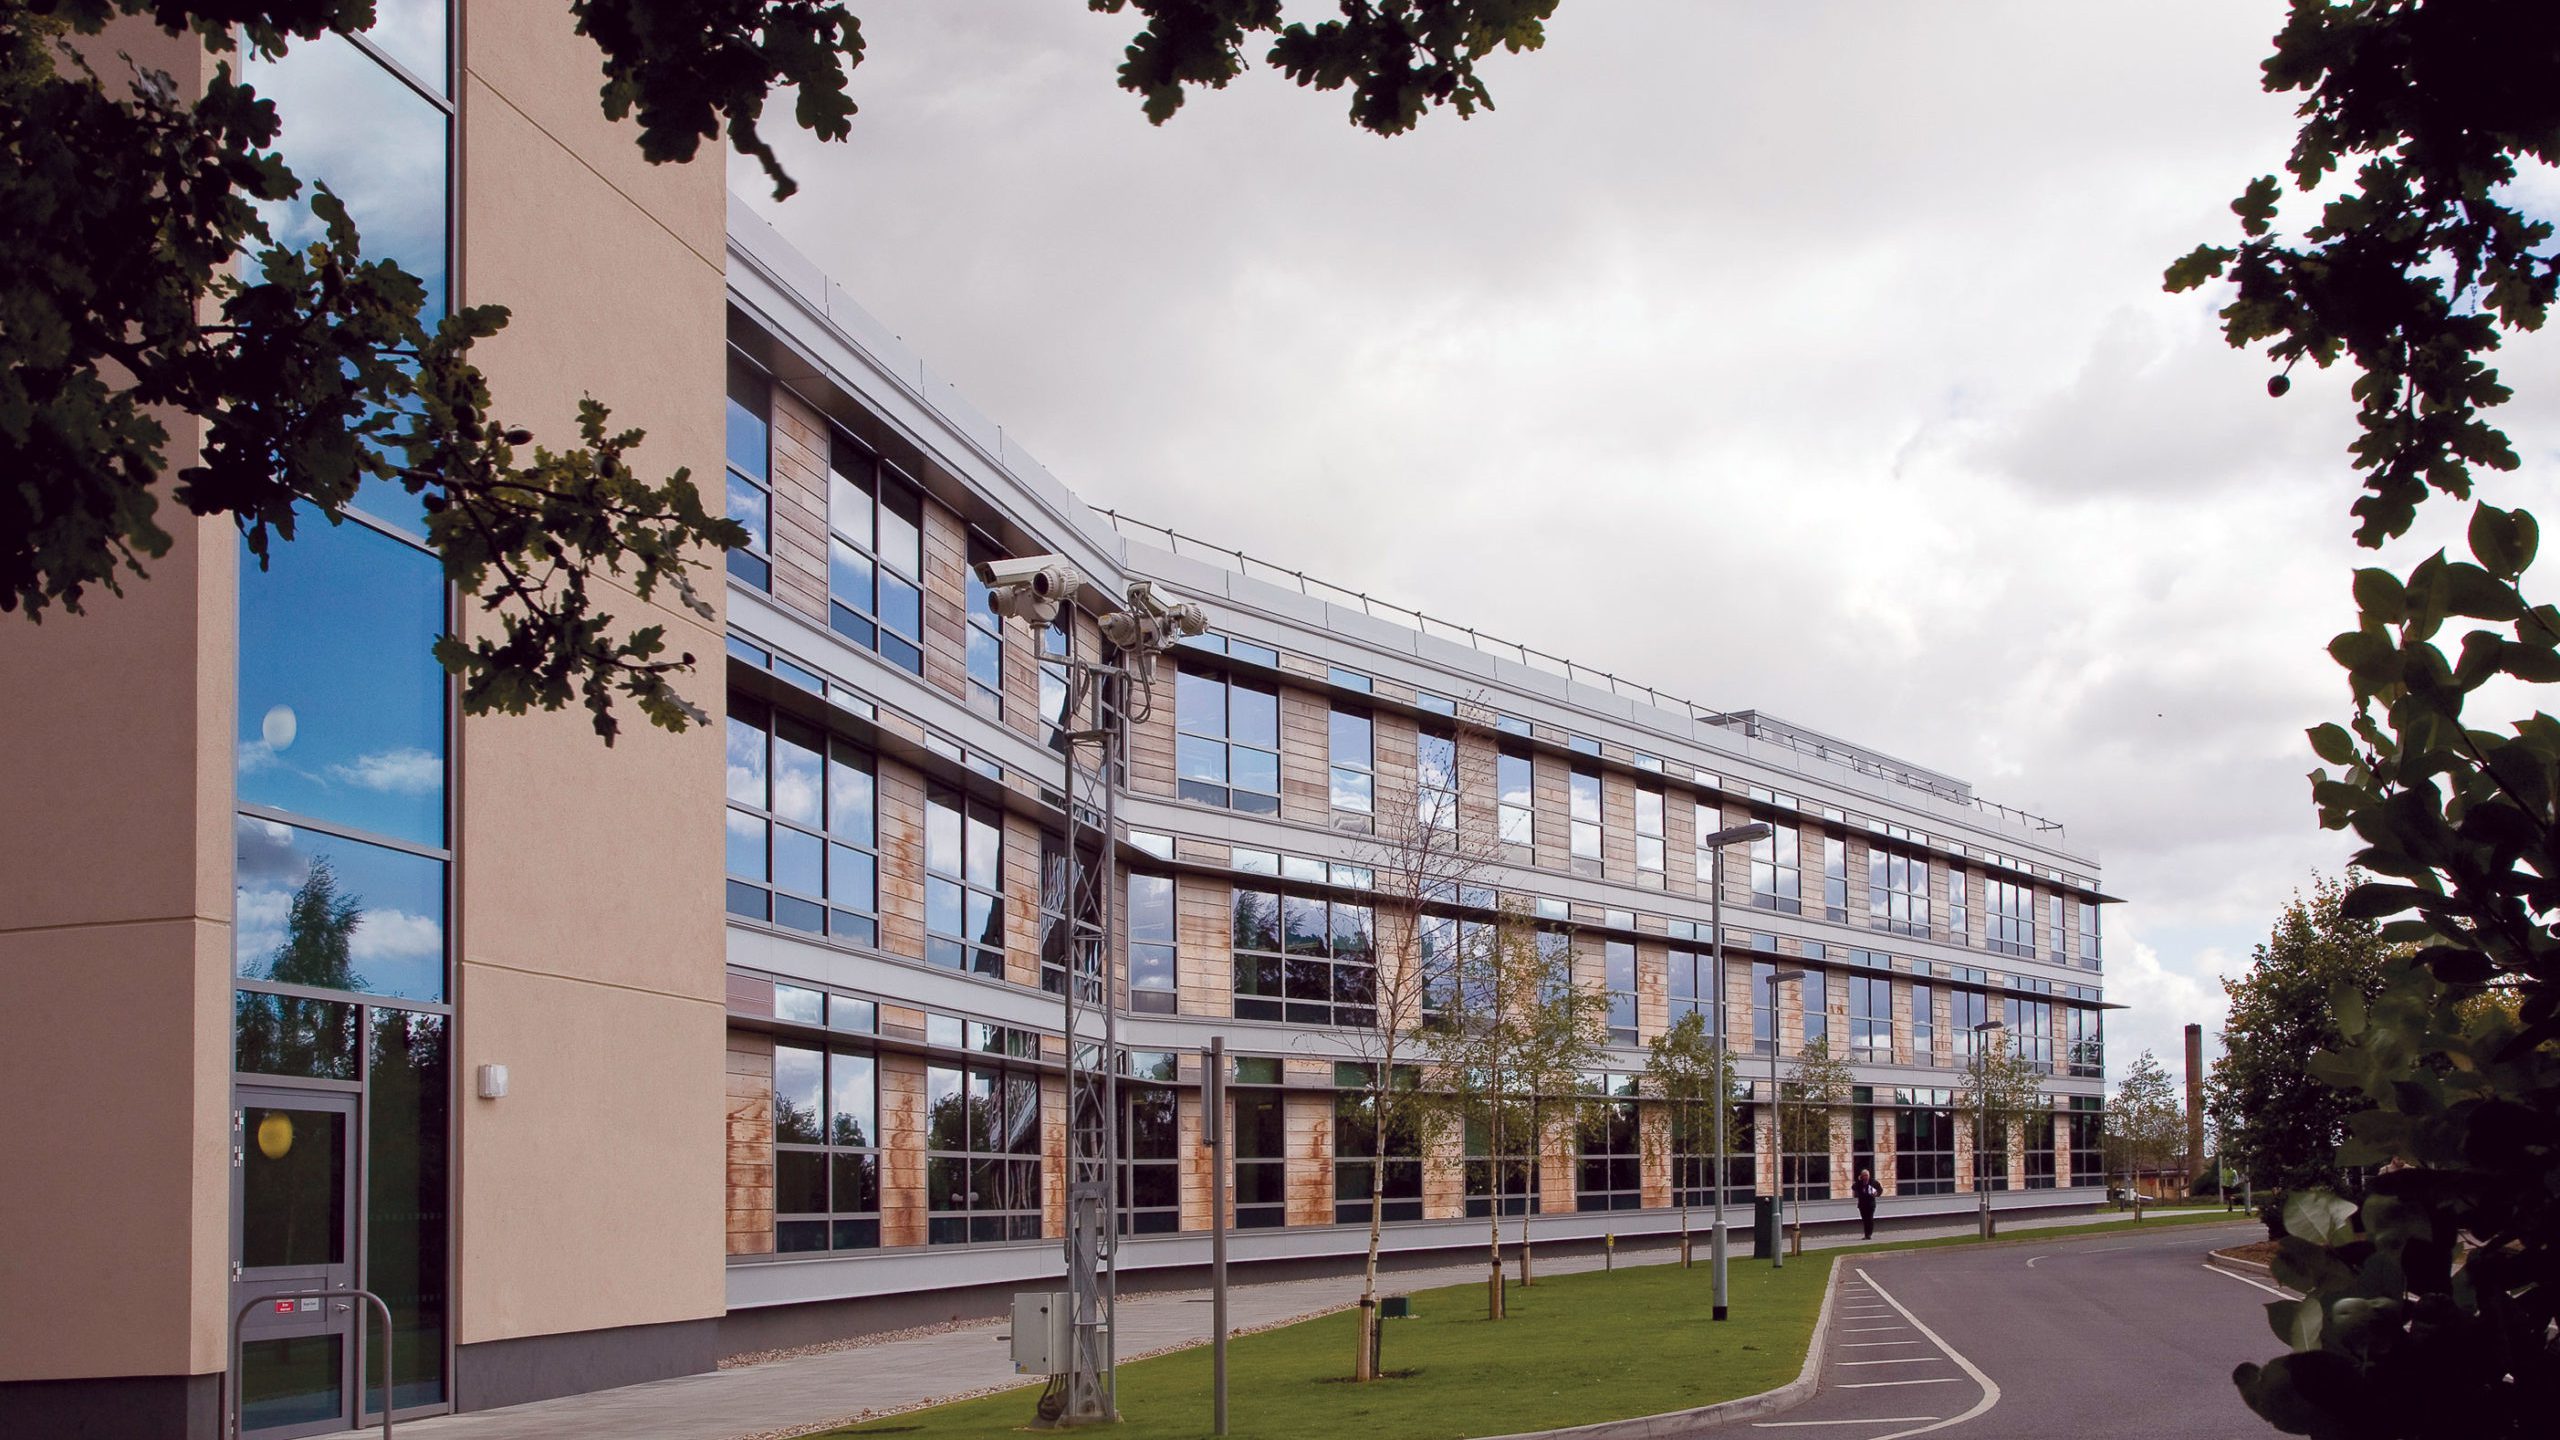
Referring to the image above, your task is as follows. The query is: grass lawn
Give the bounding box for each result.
[811,1210,2251,1440]
[817,1256,1832,1440]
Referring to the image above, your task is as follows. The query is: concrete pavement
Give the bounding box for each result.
[400,1208,2182,1440]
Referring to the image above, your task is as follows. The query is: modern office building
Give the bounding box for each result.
[0,6,2111,1436]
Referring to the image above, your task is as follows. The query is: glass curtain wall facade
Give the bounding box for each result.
[234,5,455,1427]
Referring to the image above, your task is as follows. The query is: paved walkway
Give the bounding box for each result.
[401,1209,2184,1440]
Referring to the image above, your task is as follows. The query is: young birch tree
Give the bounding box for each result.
[1641,1010,1747,1267]
[1513,928,1609,1287]
[1778,1035,1853,1233]
[1335,704,1500,1379]
[1415,899,1551,1319]
[2108,1050,2185,1215]
[1955,1028,2046,1199]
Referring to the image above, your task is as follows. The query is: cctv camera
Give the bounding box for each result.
[975,556,1085,625]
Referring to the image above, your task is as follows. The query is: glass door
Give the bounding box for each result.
[234,1088,359,1437]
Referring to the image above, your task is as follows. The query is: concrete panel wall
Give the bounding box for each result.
[455,0,730,1351]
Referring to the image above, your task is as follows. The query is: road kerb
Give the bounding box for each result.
[1478,1258,1846,1440]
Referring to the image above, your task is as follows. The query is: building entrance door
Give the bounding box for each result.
[233,1088,359,1437]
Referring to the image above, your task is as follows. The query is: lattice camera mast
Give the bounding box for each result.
[980,561,1203,1427]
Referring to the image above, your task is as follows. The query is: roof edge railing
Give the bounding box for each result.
[1098,509,2068,840]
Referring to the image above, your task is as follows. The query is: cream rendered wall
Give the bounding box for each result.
[0,508,237,1378]
[451,0,729,1346]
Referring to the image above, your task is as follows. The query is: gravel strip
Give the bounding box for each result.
[718,1313,1005,1372]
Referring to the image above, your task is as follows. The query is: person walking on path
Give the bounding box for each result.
[1853,1168,1883,1240]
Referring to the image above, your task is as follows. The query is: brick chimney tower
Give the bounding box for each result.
[2184,1022,2207,1189]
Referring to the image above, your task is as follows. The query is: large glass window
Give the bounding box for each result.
[1416,727,1459,833]
[1750,823,1801,913]
[2011,998,2055,1073]
[1333,1065,1421,1223]
[1668,946,1722,1038]
[2024,1107,2058,1189]
[1464,1112,1540,1218]
[1038,832,1103,998]
[1604,940,1638,1045]
[237,518,448,848]
[1910,982,1937,1066]
[2066,1006,2104,1078]
[1868,848,1931,937]
[235,817,446,1004]
[964,540,1005,718]
[774,1044,880,1252]
[1119,1053,1181,1234]
[1576,1073,1643,1210]
[1750,959,1778,1055]
[723,697,879,946]
[1801,968,1828,1050]
[1635,785,1665,881]
[2069,1096,2106,1187]
[1947,868,1970,945]
[1128,872,1176,1014]
[1672,1094,1753,1207]
[1986,878,2034,957]
[1329,706,1374,822]
[925,1060,1041,1243]
[1231,887,1374,1026]
[1568,766,1603,871]
[1417,911,1492,1020]
[724,355,772,588]
[238,15,456,1419]
[1822,836,1848,920]
[1176,669,1279,813]
[1039,613,1074,747]
[1848,974,1892,1062]
[1893,1088,1957,1195]
[925,787,1004,976]
[1952,987,1991,1059]
[826,432,926,675]
[2079,901,2103,969]
[1233,1062,1287,1228]
[1497,747,1534,848]
[2048,894,2067,963]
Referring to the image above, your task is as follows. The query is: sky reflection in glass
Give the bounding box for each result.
[238,516,446,848]
[235,815,446,1003]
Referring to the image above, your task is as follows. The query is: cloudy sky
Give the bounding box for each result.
[734,1,2560,1083]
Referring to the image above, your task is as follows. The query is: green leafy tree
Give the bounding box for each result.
[1955,1028,2046,1195]
[2105,1050,2183,1215]
[1639,1009,1745,1268]
[1415,902,1546,1319]
[5,1,1557,740]
[2174,3,2560,1434]
[2207,874,2396,1223]
[234,857,362,1075]
[1777,1034,1850,1218]
[1512,928,1608,1287]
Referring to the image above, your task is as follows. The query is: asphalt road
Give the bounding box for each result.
[1692,1220,2286,1440]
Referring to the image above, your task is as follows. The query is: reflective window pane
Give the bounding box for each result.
[237,517,447,847]
[235,816,446,1002]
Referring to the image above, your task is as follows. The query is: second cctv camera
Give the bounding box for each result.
[974,556,1085,625]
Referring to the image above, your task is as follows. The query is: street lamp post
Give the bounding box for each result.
[1697,823,1769,1321]
[1766,967,1806,1268]
[1970,1019,2006,1241]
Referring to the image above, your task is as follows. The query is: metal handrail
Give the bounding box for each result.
[1095,508,2073,839]
[231,1287,396,1440]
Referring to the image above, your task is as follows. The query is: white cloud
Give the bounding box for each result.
[732,0,2560,1074]
[328,747,443,795]
[350,906,442,964]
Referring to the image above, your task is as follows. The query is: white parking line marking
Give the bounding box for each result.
[1842,1325,1908,1333]
[1843,1340,1922,1347]
[1851,1267,2003,1440]
[1752,1420,1939,1428]
[2202,1262,2292,1298]
[1841,1357,1940,1366]
[1840,1377,1964,1388]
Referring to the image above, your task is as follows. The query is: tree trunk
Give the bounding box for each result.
[1486,1104,1505,1320]
[1517,1101,1537,1287]
[1356,1084,1386,1382]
